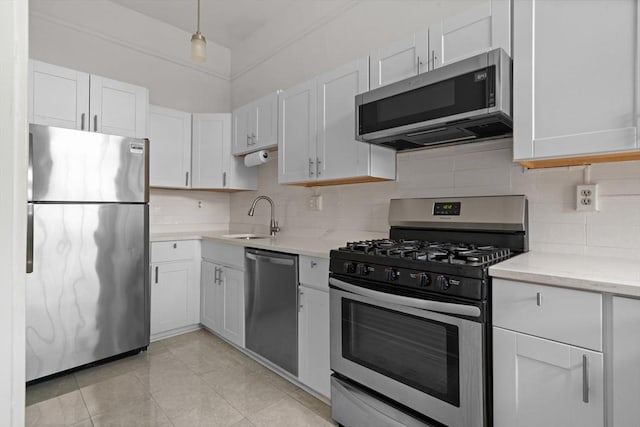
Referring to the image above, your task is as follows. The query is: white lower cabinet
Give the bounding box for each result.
[201,243,245,348]
[612,296,640,427]
[150,241,200,340]
[298,285,330,397]
[297,255,330,397]
[493,327,604,427]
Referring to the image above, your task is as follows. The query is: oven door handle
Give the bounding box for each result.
[329,277,481,318]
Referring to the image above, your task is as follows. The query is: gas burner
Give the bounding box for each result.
[338,238,511,267]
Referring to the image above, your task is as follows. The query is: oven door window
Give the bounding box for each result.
[342,299,460,407]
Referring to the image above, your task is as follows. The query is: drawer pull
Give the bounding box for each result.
[154,266,159,284]
[582,354,589,403]
[536,292,542,307]
[173,243,177,249]
[310,261,317,268]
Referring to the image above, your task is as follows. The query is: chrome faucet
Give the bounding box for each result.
[247,195,280,236]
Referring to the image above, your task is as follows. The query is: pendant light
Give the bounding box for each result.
[191,0,206,63]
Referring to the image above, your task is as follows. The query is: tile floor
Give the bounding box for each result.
[26,329,335,427]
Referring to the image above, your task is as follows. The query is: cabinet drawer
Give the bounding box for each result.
[492,279,602,351]
[202,240,245,269]
[299,256,329,291]
[151,240,198,263]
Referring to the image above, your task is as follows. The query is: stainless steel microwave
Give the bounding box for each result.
[355,48,512,150]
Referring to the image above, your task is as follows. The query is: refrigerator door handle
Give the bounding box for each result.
[26,203,34,274]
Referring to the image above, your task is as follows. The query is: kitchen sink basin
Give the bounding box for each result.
[222,233,270,240]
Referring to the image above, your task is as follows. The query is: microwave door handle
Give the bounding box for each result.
[329,277,481,318]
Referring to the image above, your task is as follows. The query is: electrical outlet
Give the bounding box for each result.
[576,184,598,212]
[308,195,323,211]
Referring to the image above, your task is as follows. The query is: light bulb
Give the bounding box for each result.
[191,32,206,63]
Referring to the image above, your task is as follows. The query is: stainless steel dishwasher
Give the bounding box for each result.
[245,248,298,376]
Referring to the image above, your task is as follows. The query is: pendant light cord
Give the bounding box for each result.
[197,0,200,33]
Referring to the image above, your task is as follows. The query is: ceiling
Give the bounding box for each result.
[109,0,303,49]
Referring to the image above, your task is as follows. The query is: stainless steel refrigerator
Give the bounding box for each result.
[26,124,150,382]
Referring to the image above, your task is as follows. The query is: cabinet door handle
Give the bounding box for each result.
[316,157,322,176]
[309,158,315,177]
[93,115,98,132]
[154,266,159,284]
[416,56,421,75]
[536,292,542,307]
[251,133,257,145]
[81,113,86,130]
[222,172,227,187]
[298,289,304,312]
[310,260,317,268]
[213,267,219,284]
[185,171,189,187]
[431,50,436,70]
[582,355,589,403]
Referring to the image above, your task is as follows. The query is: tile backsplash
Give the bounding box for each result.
[150,189,230,233]
[229,139,640,259]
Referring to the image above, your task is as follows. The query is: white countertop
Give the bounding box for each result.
[150,230,351,258]
[489,252,640,297]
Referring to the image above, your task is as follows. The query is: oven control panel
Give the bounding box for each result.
[331,257,485,301]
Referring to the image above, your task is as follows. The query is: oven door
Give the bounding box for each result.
[329,277,485,427]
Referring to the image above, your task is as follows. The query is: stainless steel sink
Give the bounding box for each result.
[222,233,270,240]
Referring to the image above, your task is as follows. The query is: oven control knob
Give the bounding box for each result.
[356,263,369,276]
[436,275,450,290]
[384,268,398,281]
[343,262,356,274]
[418,272,430,287]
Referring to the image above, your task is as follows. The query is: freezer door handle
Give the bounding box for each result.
[26,203,34,274]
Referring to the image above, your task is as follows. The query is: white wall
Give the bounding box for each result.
[29,0,234,225]
[29,0,231,113]
[230,0,479,107]
[228,0,640,257]
[230,141,640,258]
[0,0,27,424]
[149,189,230,233]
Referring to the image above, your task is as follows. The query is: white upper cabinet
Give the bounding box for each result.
[148,105,192,189]
[369,30,428,90]
[192,113,257,190]
[232,91,279,156]
[28,60,148,138]
[89,75,148,138]
[278,79,317,184]
[431,0,510,69]
[513,0,640,166]
[29,60,89,130]
[279,58,396,185]
[317,57,395,182]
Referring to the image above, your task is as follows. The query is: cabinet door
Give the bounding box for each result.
[369,30,428,90]
[298,286,330,397]
[278,79,317,184]
[201,260,222,333]
[148,105,192,189]
[612,296,640,427]
[89,75,148,138]
[191,113,226,189]
[220,267,245,348]
[493,327,604,427]
[150,261,197,337]
[253,91,279,151]
[513,0,639,161]
[28,60,89,130]
[316,57,370,181]
[431,0,510,69]
[232,104,251,155]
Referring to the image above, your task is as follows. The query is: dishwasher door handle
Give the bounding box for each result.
[246,252,295,266]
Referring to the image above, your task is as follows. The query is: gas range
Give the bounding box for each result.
[329,195,528,427]
[330,238,513,301]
